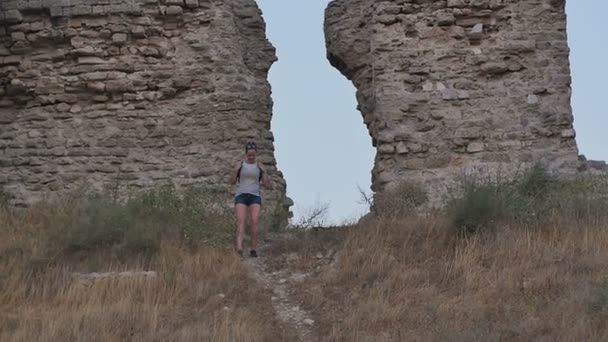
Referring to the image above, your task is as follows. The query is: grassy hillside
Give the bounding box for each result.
[2,167,608,341]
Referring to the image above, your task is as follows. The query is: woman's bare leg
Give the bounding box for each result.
[249,204,261,252]
[235,204,248,252]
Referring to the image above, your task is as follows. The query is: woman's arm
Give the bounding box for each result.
[229,161,241,185]
[258,163,273,190]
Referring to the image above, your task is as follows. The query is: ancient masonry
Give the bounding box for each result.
[0,0,292,215]
[325,0,604,203]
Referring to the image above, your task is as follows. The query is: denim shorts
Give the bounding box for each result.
[235,193,262,206]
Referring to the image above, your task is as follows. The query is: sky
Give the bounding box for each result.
[256,0,608,224]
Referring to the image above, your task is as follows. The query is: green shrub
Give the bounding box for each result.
[588,281,608,323]
[42,184,235,258]
[448,181,506,236]
[447,164,608,236]
[372,182,428,218]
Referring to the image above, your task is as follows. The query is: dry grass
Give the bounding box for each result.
[0,207,293,342]
[274,214,608,341]
[3,168,608,341]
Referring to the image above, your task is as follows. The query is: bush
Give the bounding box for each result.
[370,182,428,218]
[448,181,506,236]
[447,164,608,236]
[588,281,608,324]
[42,184,235,259]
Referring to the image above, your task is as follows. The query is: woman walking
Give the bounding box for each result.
[230,142,272,257]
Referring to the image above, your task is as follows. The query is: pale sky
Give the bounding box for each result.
[256,0,608,224]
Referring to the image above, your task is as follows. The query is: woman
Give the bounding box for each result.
[230,142,272,257]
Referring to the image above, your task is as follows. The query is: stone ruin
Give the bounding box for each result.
[0,0,605,214]
[0,0,291,217]
[325,0,605,204]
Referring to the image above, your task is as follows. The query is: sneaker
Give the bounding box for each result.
[250,250,258,258]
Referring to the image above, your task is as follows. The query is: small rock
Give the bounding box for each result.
[185,0,199,8]
[447,0,466,7]
[106,79,132,93]
[458,90,470,100]
[450,26,466,39]
[28,130,41,138]
[7,79,26,95]
[490,0,505,9]
[131,26,146,38]
[527,94,539,105]
[396,142,409,154]
[11,32,26,41]
[378,144,395,154]
[469,0,489,8]
[78,57,107,65]
[561,129,575,138]
[481,62,508,75]
[70,105,82,113]
[112,33,128,45]
[87,82,106,93]
[290,273,308,283]
[315,252,323,259]
[436,10,455,26]
[166,6,184,16]
[303,318,314,326]
[279,278,287,284]
[441,88,459,100]
[218,293,226,299]
[286,253,299,262]
[469,23,484,40]
[467,142,485,153]
[5,9,23,24]
[56,103,71,112]
[93,95,109,102]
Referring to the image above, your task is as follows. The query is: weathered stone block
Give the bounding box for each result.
[447,0,466,8]
[469,23,483,40]
[105,79,133,93]
[165,0,184,6]
[112,33,128,45]
[4,9,23,23]
[184,0,198,8]
[78,56,108,64]
[166,5,183,16]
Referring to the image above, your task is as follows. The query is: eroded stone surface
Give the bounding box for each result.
[0,0,291,217]
[325,0,582,203]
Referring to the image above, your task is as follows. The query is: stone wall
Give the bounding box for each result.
[0,0,291,215]
[325,0,589,203]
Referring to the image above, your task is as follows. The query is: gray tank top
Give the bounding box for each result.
[236,162,262,197]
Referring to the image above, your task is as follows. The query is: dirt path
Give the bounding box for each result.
[244,244,316,342]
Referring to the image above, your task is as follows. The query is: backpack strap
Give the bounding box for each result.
[257,162,264,182]
[237,161,243,182]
